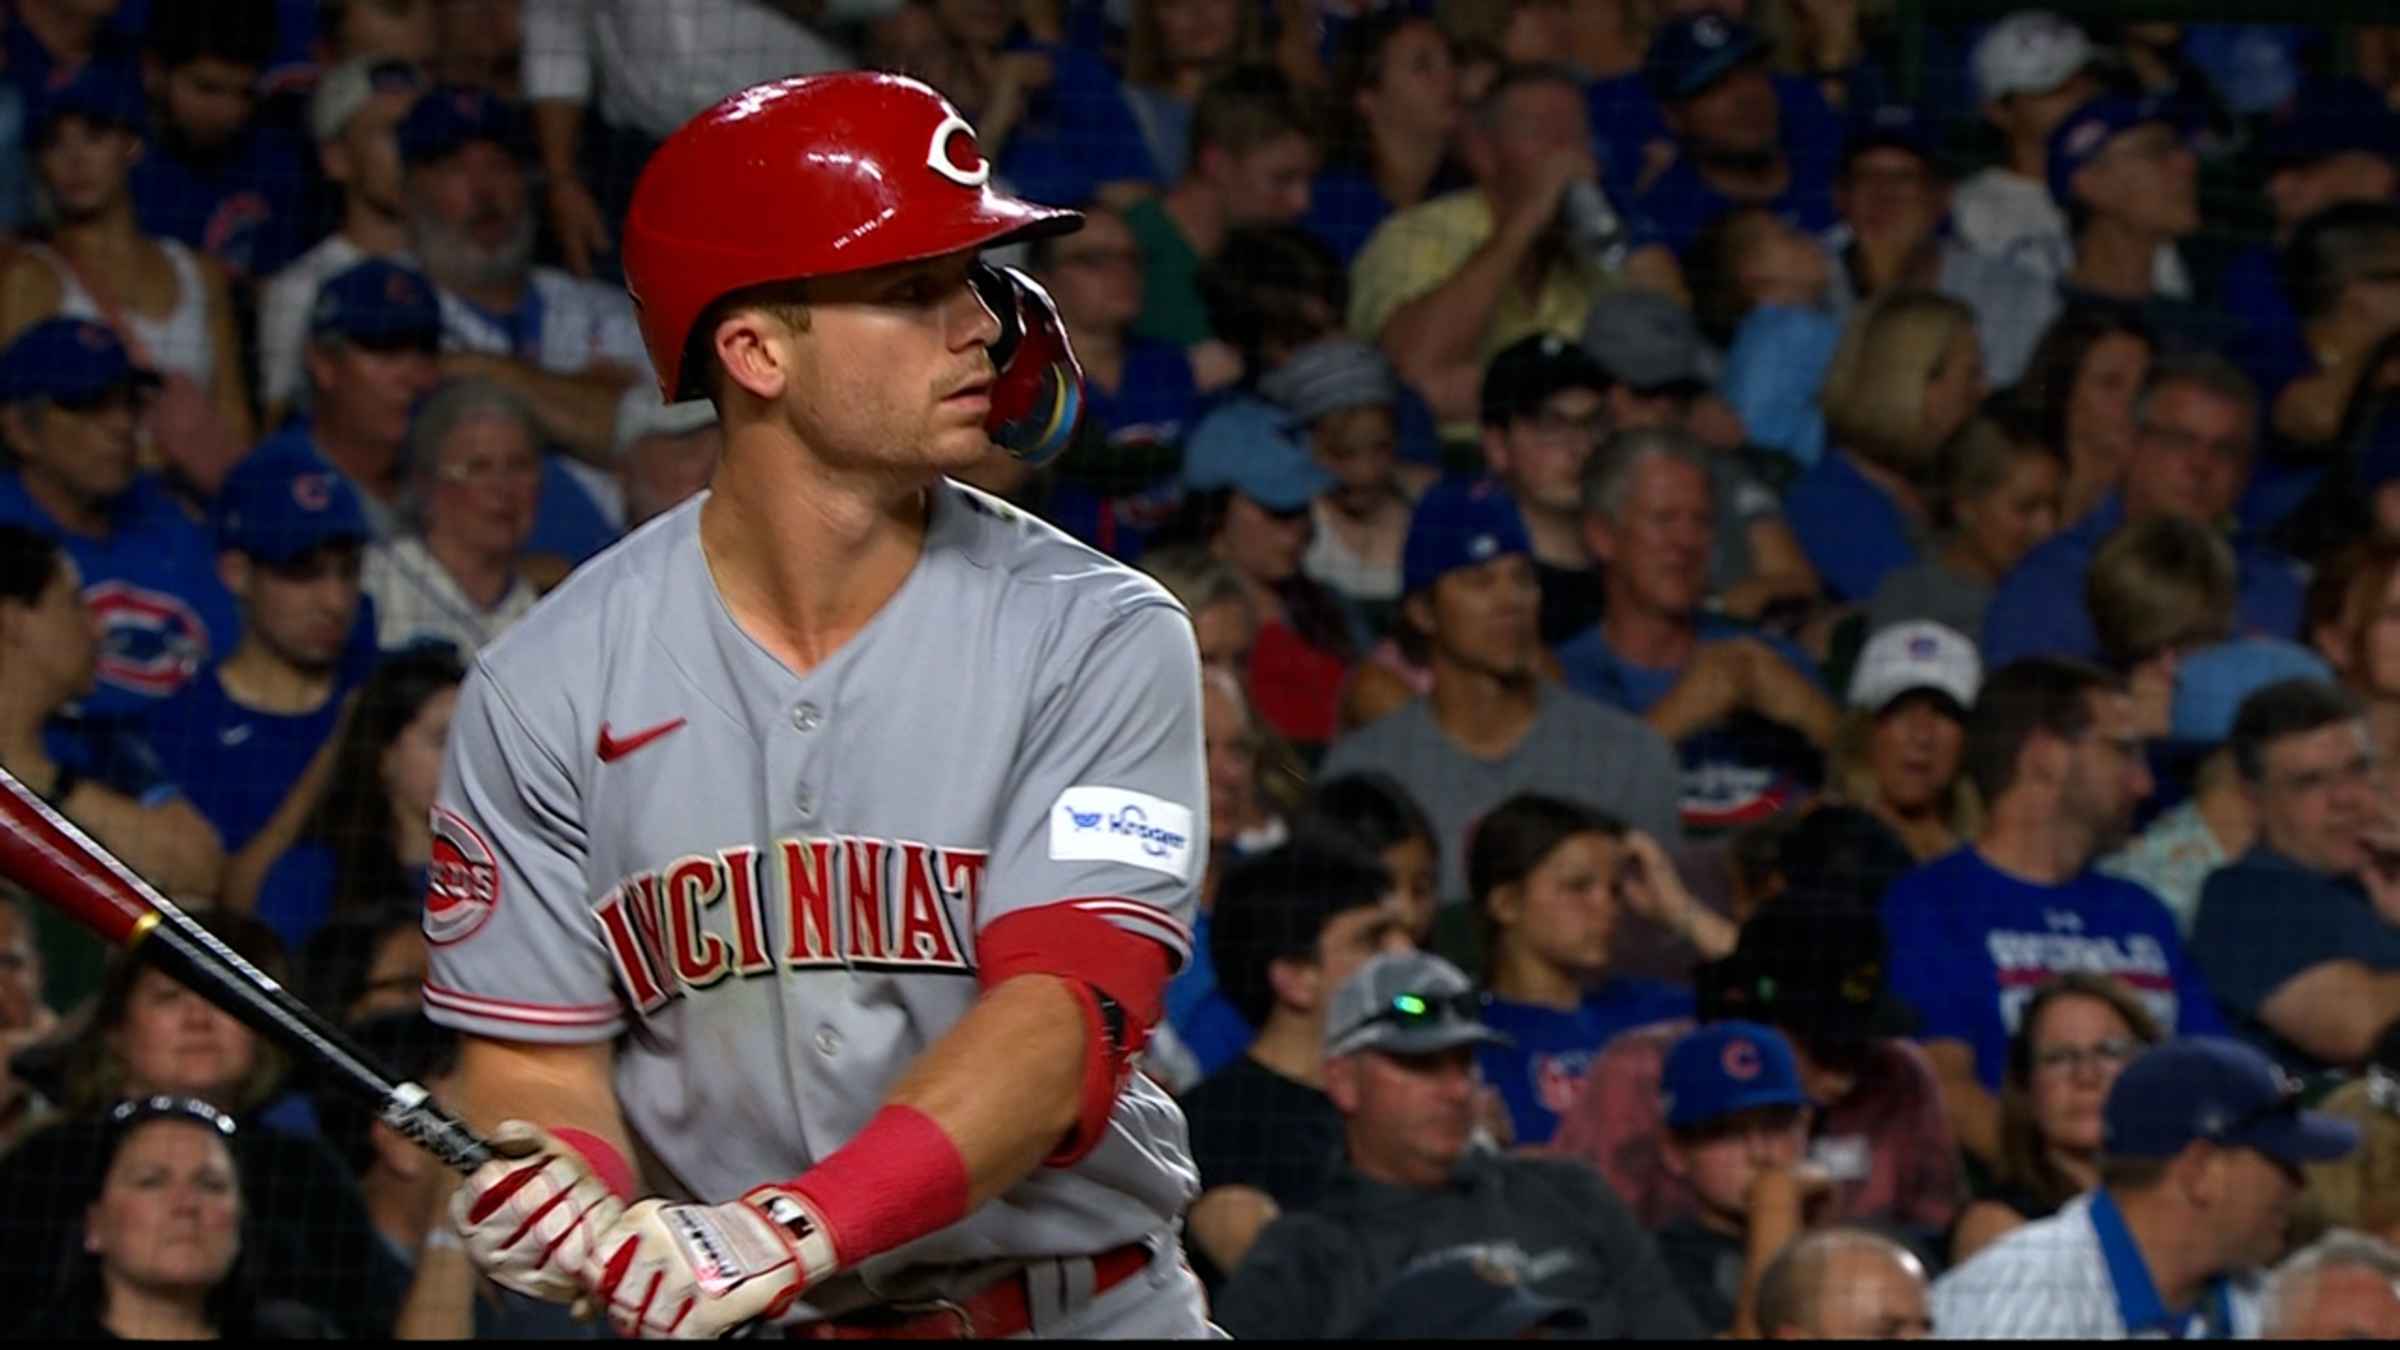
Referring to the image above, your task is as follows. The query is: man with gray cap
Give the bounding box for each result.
[1214,950,1701,1340]
[1934,1036,2356,1338]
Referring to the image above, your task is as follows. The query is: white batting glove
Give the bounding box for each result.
[450,1120,628,1303]
[581,1184,841,1339]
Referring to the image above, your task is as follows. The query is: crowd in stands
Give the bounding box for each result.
[7,0,2400,1339]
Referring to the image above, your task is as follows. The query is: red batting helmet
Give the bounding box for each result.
[622,71,1083,401]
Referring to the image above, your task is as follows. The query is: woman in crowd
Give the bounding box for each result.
[0,526,223,899]
[1122,0,1259,179]
[1829,621,1982,861]
[1305,10,1464,265]
[1469,793,1733,1146]
[1031,203,1209,563]
[2011,307,2155,524]
[1866,411,2065,641]
[361,379,543,655]
[18,1095,330,1339]
[1785,289,1986,603]
[1950,973,2164,1263]
[1141,545,1260,678]
[1297,770,1440,944]
[254,642,465,940]
[0,910,405,1337]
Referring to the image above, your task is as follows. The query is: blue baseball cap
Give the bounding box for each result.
[2262,79,2400,172]
[30,68,144,144]
[2103,1038,2358,1169]
[213,445,371,564]
[1401,476,1531,597]
[1663,1020,1808,1130]
[397,84,528,166]
[1182,399,1334,513]
[1843,103,1939,173]
[310,259,443,347]
[1645,10,1768,102]
[0,319,158,406]
[2047,93,2185,209]
[2169,637,2337,744]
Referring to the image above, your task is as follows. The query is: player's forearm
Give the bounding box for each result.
[454,1035,638,1168]
[882,973,1086,1210]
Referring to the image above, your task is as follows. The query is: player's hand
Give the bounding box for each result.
[451,1120,627,1304]
[546,176,614,277]
[581,1185,840,1339]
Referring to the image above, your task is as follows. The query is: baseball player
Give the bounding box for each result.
[421,72,1215,1340]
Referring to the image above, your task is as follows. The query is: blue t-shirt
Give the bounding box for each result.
[1881,846,2225,1090]
[993,42,1160,209]
[0,471,240,720]
[1165,908,1255,1081]
[1603,72,1846,257]
[1783,449,1923,603]
[1555,615,1824,835]
[1044,337,1197,564]
[129,125,315,281]
[1980,495,2308,667]
[1476,980,1695,1146]
[2191,846,2400,1076]
[42,710,180,808]
[144,608,377,853]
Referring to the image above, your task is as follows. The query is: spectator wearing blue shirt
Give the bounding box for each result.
[0,318,239,719]
[127,0,313,283]
[1785,290,1984,602]
[1626,11,1842,261]
[2045,94,2243,357]
[1305,11,1466,266]
[2224,83,2399,454]
[0,523,222,899]
[2191,679,2400,1078]
[396,85,633,563]
[1561,429,1836,836]
[147,445,380,943]
[1882,657,2226,1173]
[1023,204,1203,563]
[1468,793,1714,1146]
[1983,354,2305,668]
[2254,202,2400,499]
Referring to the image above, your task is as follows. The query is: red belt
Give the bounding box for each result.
[786,1241,1153,1340]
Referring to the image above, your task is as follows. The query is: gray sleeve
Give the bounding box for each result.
[1213,1215,1362,1340]
[1549,1162,1705,1340]
[980,601,1207,967]
[420,661,626,1042]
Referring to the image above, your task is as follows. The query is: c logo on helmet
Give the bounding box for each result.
[926,113,991,187]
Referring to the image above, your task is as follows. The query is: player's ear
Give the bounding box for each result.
[710,308,794,404]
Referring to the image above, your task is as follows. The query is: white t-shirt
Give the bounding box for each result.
[521,0,888,139]
[1951,167,2192,298]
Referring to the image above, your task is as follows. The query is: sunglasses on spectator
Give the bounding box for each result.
[107,1094,237,1139]
[1345,990,1480,1040]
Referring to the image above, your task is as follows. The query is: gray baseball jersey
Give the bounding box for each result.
[419,481,1208,1319]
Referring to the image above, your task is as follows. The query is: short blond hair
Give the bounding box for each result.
[2085,515,2237,671]
[1820,289,1977,479]
[2298,1077,2400,1241]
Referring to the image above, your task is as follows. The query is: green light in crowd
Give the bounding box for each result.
[1394,994,1427,1015]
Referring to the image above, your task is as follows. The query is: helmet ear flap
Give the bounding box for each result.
[972,262,1084,468]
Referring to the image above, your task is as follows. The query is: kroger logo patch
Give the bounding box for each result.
[1049,786,1196,881]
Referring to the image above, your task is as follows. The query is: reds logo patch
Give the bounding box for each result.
[424,806,501,944]
[925,112,990,187]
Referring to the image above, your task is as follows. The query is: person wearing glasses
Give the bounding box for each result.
[1880,657,2226,1177]
[1474,332,1613,649]
[2191,679,2400,1078]
[1213,949,1701,1340]
[1950,973,2164,1265]
[360,378,544,655]
[146,444,378,925]
[18,1095,334,1340]
[1931,1037,2357,1339]
[1982,354,2304,669]
[0,318,240,721]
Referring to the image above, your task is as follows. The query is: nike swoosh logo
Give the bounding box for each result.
[596,718,687,763]
[219,725,253,747]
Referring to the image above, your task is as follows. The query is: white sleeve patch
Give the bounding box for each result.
[1047,786,1197,882]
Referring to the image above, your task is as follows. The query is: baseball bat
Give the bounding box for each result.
[0,765,491,1172]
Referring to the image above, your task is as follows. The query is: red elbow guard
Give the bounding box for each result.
[978,903,1173,1166]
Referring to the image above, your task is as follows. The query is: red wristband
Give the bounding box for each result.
[549,1125,638,1200]
[780,1105,972,1268]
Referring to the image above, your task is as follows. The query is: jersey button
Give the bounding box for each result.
[814,1026,841,1056]
[796,786,816,817]
[792,702,821,732]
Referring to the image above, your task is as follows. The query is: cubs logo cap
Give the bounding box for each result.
[310,259,443,348]
[1662,1019,1807,1130]
[1401,476,1534,598]
[2046,93,2187,210]
[213,444,371,564]
[1644,9,1768,103]
[396,83,529,166]
[2103,1037,2357,1168]
[0,318,158,406]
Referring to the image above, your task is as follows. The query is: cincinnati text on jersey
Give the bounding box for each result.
[593,836,989,1013]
